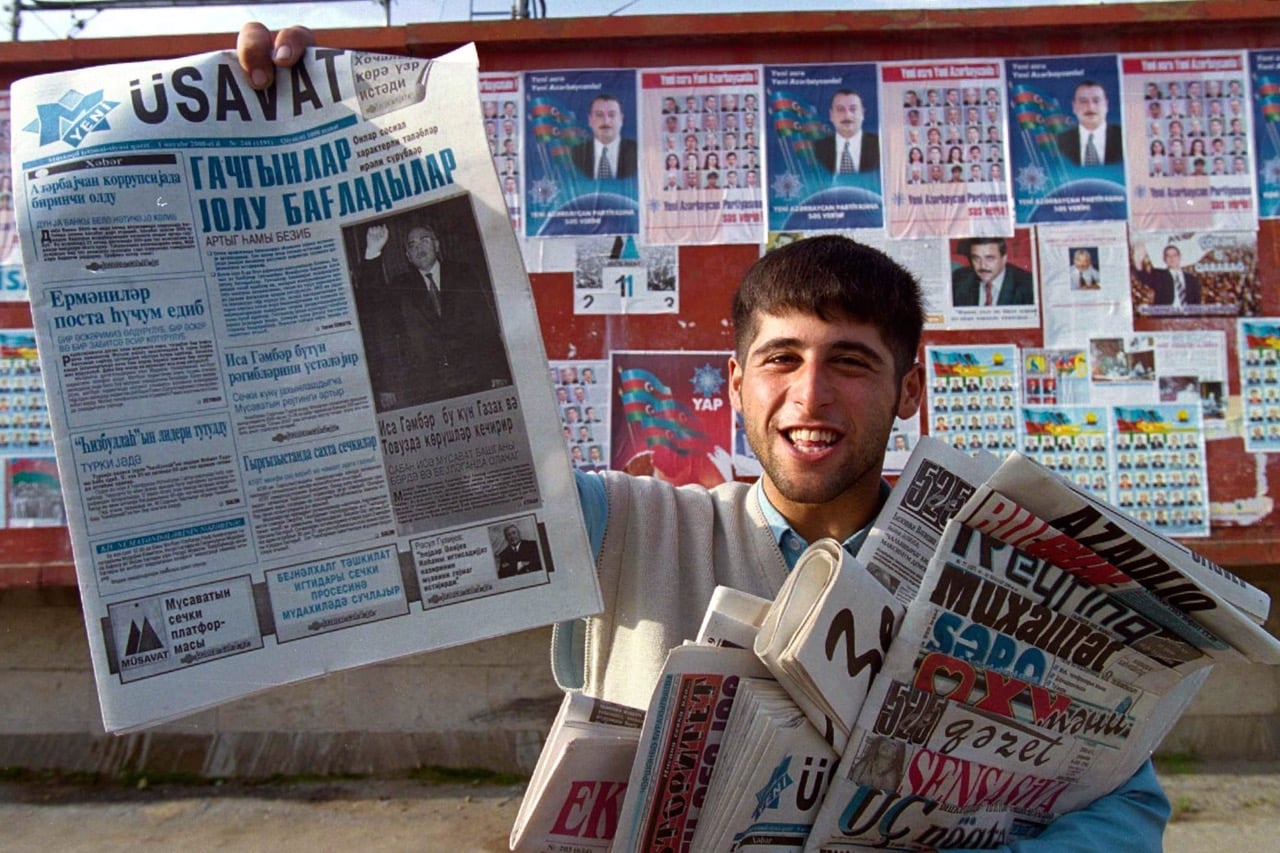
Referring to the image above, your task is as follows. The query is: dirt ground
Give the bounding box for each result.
[2,760,1279,851]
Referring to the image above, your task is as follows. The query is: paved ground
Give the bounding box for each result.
[2,760,1279,851]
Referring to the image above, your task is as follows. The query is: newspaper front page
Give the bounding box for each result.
[9,46,601,732]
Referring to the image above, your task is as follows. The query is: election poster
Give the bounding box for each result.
[572,234,677,315]
[641,65,765,245]
[608,350,732,488]
[881,59,1012,239]
[1036,221,1135,347]
[925,343,1020,456]
[481,72,524,235]
[0,329,52,456]
[1018,403,1111,501]
[524,68,640,238]
[943,230,1040,331]
[1006,54,1128,224]
[1250,49,1280,220]
[549,359,611,472]
[1239,318,1280,452]
[1109,402,1210,538]
[1128,229,1258,318]
[1122,50,1258,232]
[0,90,25,301]
[764,63,883,232]
[5,456,65,528]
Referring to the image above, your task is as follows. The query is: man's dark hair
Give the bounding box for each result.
[732,235,924,379]
[1074,79,1106,97]
[966,237,1007,256]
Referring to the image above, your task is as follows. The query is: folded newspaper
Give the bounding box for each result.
[9,46,601,731]
[510,691,644,853]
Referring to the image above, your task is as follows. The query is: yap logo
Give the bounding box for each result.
[24,89,120,149]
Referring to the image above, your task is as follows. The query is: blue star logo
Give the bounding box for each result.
[24,89,120,149]
[690,363,724,399]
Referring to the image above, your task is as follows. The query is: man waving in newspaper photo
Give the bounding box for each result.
[238,25,1169,852]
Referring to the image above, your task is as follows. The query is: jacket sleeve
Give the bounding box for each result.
[949,759,1168,853]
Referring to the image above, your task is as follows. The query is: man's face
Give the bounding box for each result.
[405,227,438,271]
[1072,85,1108,132]
[1074,250,1091,270]
[504,526,520,547]
[729,310,922,524]
[1163,246,1182,270]
[967,242,1007,285]
[829,92,864,139]
[589,98,623,145]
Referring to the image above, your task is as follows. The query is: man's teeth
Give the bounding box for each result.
[789,428,837,446]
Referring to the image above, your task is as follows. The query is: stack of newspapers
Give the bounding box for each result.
[512,437,1280,852]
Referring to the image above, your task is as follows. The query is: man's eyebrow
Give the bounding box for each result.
[750,336,888,365]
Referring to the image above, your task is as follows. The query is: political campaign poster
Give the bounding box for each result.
[764,63,884,232]
[1006,54,1128,224]
[572,234,677,314]
[524,68,640,238]
[924,343,1020,456]
[1128,229,1258,318]
[0,329,52,456]
[944,230,1039,331]
[1109,403,1209,538]
[881,59,1012,239]
[1022,347,1091,407]
[1122,50,1258,232]
[609,350,732,488]
[1249,49,1280,219]
[481,72,524,235]
[1036,221,1135,347]
[641,65,765,245]
[5,456,64,528]
[1018,404,1111,500]
[549,358,611,471]
[0,90,26,301]
[1239,318,1280,452]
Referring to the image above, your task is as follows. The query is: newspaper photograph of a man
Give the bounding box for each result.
[346,193,513,412]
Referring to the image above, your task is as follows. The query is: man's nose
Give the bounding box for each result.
[790,361,835,408]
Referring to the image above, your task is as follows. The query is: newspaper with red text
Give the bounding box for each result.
[612,643,772,853]
[9,46,601,732]
[509,691,644,853]
[806,512,1215,851]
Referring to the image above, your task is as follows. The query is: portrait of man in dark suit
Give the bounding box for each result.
[1055,80,1124,166]
[353,197,513,411]
[813,88,880,175]
[570,93,638,180]
[952,237,1035,306]
[496,522,542,578]
[1132,242,1203,308]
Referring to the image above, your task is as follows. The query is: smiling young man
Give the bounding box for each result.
[238,25,1168,851]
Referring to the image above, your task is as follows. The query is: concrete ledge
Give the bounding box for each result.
[0,725,562,778]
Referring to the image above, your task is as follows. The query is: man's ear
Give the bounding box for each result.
[728,355,744,415]
[896,361,926,420]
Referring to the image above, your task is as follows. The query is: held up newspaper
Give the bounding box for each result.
[8,46,602,732]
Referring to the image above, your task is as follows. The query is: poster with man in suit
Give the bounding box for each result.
[524,68,640,237]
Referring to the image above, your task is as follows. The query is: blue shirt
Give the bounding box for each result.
[565,469,1167,852]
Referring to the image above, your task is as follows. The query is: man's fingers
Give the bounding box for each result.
[273,26,317,66]
[236,23,316,90]
[236,23,276,89]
